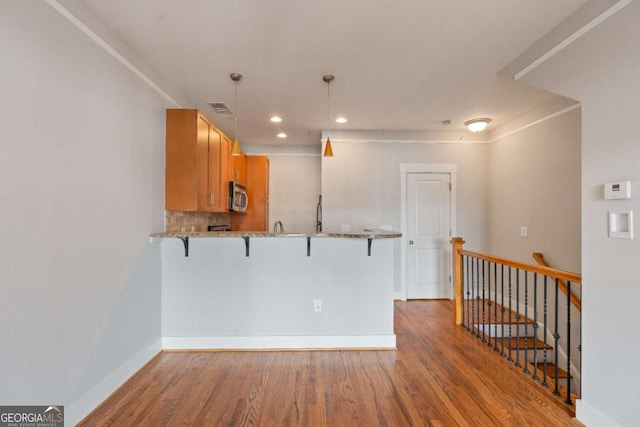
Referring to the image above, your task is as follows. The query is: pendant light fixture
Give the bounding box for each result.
[230,72,243,156]
[323,74,334,157]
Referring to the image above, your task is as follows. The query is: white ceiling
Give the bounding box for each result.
[78,0,587,145]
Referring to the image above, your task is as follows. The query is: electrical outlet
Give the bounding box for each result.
[381,225,392,231]
[314,299,322,312]
[520,226,529,237]
[341,224,350,232]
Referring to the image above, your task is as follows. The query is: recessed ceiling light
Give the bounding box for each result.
[277,132,287,138]
[270,116,282,123]
[336,117,347,124]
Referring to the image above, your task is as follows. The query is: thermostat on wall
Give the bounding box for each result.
[604,181,631,200]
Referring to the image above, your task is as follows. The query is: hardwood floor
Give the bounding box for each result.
[79,301,583,426]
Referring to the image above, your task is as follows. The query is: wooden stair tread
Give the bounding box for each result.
[469,330,553,351]
[529,362,571,379]
[464,299,534,325]
[504,337,552,350]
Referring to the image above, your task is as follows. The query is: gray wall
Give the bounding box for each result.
[321,136,490,295]
[268,155,321,233]
[488,107,582,272]
[521,2,640,426]
[0,2,170,422]
[243,145,322,233]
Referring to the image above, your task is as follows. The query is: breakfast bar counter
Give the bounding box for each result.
[152,229,401,350]
[152,230,401,238]
[151,229,401,257]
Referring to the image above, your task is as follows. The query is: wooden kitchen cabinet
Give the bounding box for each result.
[231,155,269,231]
[166,109,231,212]
[232,151,247,186]
[223,136,247,186]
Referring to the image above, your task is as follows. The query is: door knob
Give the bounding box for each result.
[409,240,414,245]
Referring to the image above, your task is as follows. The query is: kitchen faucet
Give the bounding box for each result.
[316,195,322,232]
[273,220,284,233]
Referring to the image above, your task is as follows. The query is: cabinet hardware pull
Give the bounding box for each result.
[211,193,215,205]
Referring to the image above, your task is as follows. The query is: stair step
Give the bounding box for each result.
[470,329,550,350]
[503,337,552,350]
[474,323,534,338]
[529,362,571,379]
[464,299,534,325]
[461,301,580,405]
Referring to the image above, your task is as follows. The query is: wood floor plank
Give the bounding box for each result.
[79,301,583,426]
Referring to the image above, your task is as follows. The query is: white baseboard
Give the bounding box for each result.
[67,339,162,426]
[162,335,397,350]
[576,399,622,427]
[393,292,405,301]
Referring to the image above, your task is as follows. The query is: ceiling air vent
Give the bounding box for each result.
[209,102,232,114]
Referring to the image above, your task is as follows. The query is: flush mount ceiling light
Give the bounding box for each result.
[336,117,347,124]
[270,116,282,123]
[323,74,335,157]
[230,72,243,156]
[464,118,492,132]
[277,132,287,138]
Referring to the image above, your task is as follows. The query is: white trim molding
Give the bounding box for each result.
[576,399,622,427]
[44,0,181,107]
[489,103,581,143]
[500,0,633,81]
[162,335,397,350]
[242,144,321,157]
[67,339,162,426]
[329,138,488,145]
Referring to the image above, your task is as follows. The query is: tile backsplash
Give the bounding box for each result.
[165,211,231,232]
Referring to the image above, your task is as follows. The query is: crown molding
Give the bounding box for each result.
[499,0,633,81]
[45,0,182,107]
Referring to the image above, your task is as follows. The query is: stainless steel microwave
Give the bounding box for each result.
[229,182,248,213]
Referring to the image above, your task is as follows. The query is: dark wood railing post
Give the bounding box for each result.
[452,237,465,325]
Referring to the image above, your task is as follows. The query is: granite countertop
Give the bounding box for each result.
[151,229,401,239]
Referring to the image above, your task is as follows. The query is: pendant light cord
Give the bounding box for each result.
[322,74,335,157]
[326,79,330,133]
[229,72,243,156]
[234,79,238,140]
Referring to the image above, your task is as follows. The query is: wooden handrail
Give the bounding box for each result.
[458,249,582,283]
[532,252,582,312]
[451,238,581,325]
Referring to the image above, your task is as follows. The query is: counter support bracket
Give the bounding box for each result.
[307,237,311,257]
[178,237,189,257]
[243,237,250,257]
[367,238,373,256]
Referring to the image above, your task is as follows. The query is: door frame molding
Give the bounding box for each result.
[400,163,457,301]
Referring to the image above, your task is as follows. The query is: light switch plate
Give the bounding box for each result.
[520,226,528,237]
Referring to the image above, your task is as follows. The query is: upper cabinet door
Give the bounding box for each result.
[202,125,221,211]
[165,109,234,212]
[220,136,231,210]
[166,109,200,211]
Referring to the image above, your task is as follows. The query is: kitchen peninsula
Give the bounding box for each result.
[151,229,401,350]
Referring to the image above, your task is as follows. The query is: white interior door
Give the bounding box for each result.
[406,173,451,299]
